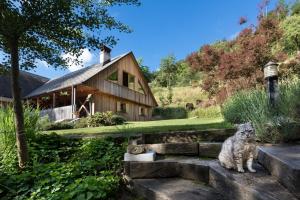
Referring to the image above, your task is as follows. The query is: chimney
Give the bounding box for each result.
[100,45,111,65]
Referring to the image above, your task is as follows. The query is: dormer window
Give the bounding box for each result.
[107,70,118,83]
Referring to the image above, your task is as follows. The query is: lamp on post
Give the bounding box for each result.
[264,61,279,108]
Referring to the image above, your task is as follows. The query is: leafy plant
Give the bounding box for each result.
[88,111,126,127]
[189,106,222,119]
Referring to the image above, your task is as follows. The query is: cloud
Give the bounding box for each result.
[36,59,49,68]
[62,48,94,72]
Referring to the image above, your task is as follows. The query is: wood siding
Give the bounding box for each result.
[93,93,152,121]
[84,54,156,107]
[84,53,156,121]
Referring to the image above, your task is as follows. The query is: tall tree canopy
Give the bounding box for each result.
[0,0,140,168]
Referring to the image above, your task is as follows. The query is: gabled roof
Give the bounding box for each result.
[0,70,49,99]
[26,52,130,98]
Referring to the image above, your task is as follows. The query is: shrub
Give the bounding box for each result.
[111,114,126,125]
[42,121,74,131]
[74,117,89,129]
[222,79,300,143]
[88,111,126,127]
[189,106,222,119]
[153,107,187,119]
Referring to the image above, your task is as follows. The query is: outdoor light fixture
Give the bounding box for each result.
[264,61,279,107]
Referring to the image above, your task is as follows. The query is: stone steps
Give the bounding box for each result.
[125,135,300,200]
[125,157,298,200]
[257,145,300,199]
[209,160,297,200]
[131,178,226,200]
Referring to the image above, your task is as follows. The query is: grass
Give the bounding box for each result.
[45,117,232,138]
[152,86,208,107]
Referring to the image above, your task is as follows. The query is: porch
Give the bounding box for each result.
[28,84,97,121]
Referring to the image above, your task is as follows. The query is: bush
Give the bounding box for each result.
[74,117,89,129]
[153,107,187,119]
[189,106,222,119]
[222,79,300,143]
[111,114,126,125]
[42,121,74,131]
[88,111,126,127]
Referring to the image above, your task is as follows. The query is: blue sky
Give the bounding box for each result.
[32,0,279,79]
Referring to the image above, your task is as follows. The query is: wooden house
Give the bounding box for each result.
[24,46,157,121]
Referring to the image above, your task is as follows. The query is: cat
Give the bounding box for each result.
[218,122,256,173]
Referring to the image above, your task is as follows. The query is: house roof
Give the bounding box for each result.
[0,70,49,99]
[26,52,130,98]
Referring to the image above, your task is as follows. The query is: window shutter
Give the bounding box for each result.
[117,102,121,112]
[139,107,142,115]
[126,103,130,113]
[144,108,148,116]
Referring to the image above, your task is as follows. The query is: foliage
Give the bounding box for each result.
[41,121,74,131]
[0,134,125,200]
[137,58,155,82]
[0,0,140,70]
[189,106,222,119]
[153,107,187,119]
[152,86,208,107]
[184,1,300,100]
[280,15,300,54]
[153,55,178,87]
[0,106,39,172]
[88,111,126,127]
[222,79,300,143]
[73,117,89,129]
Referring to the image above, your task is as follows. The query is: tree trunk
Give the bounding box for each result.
[10,39,28,168]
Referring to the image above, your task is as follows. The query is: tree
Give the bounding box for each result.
[0,0,139,168]
[280,15,300,54]
[153,55,177,87]
[137,58,154,82]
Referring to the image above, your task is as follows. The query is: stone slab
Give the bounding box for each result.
[209,161,298,200]
[199,142,222,158]
[145,143,199,155]
[142,129,235,144]
[124,151,156,162]
[257,145,300,198]
[126,161,180,178]
[132,178,225,200]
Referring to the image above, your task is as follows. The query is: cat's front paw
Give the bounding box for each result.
[248,168,256,173]
[237,168,245,173]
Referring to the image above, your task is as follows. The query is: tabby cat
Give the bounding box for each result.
[218,122,256,173]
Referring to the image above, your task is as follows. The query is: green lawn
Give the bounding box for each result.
[46,117,233,138]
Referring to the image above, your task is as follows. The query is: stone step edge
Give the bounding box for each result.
[124,159,298,200]
[127,142,222,158]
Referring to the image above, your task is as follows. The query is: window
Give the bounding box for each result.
[122,71,135,90]
[117,101,129,113]
[122,72,128,87]
[137,81,145,94]
[139,106,147,116]
[128,74,135,90]
[107,71,118,83]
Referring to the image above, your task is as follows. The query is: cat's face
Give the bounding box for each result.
[236,122,255,141]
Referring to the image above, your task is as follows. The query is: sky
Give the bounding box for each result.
[31,0,279,79]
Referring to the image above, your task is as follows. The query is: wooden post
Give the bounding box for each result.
[52,93,56,108]
[71,86,77,118]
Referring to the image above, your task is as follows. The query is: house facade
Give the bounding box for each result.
[22,46,157,121]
